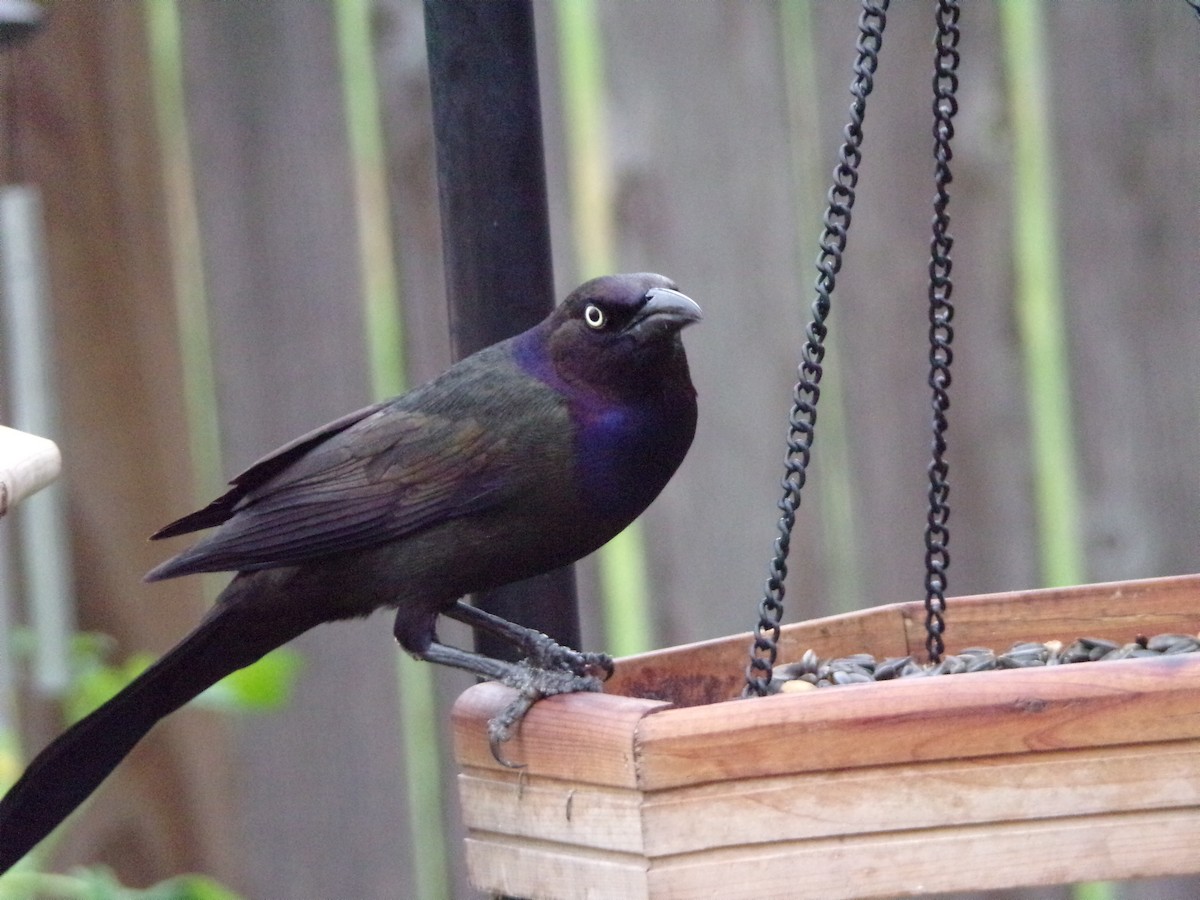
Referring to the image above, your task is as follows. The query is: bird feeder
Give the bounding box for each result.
[451,2,1200,896]
[453,572,1200,899]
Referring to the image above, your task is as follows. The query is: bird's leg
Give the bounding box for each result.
[444,600,614,681]
[411,639,525,683]
[396,612,606,764]
[416,639,603,767]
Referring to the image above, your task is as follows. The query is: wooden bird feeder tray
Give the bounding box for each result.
[453,573,1200,899]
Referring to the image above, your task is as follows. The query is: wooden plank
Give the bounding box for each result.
[464,793,1200,899]
[458,769,647,855]
[452,681,668,789]
[12,1,235,882]
[178,5,415,896]
[635,654,1200,790]
[465,835,649,900]
[886,573,1200,656]
[460,738,1200,858]
[1050,3,1200,590]
[639,739,1200,857]
[457,650,1200,792]
[606,601,912,706]
[643,806,1200,900]
[607,573,1200,706]
[457,575,1200,790]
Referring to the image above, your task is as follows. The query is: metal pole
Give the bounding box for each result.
[423,0,580,659]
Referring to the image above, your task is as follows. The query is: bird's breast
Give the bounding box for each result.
[508,333,696,528]
[570,394,692,525]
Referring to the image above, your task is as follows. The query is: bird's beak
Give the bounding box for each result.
[635,287,703,330]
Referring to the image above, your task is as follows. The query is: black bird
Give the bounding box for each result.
[0,272,700,874]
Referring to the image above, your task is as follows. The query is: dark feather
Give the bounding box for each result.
[150,400,390,539]
[146,409,512,580]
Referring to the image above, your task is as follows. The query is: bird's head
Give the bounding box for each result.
[535,273,702,395]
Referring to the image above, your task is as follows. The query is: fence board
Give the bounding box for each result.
[177,3,413,897]
[7,1,233,884]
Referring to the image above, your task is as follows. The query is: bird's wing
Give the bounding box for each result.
[146,406,513,579]
[151,400,392,540]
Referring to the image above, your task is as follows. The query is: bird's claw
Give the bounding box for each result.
[590,652,616,681]
[549,647,612,682]
[523,632,614,681]
[486,663,605,768]
[487,694,535,768]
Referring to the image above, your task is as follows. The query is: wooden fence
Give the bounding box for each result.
[2,2,1198,898]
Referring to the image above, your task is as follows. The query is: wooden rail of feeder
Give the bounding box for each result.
[454,573,1200,899]
[0,425,61,517]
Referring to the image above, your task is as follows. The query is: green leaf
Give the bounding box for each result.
[63,650,154,726]
[0,863,244,899]
[56,630,300,723]
[194,649,302,712]
[131,873,244,900]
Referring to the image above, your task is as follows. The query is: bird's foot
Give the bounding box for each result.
[523,632,614,682]
[487,663,605,767]
[443,601,614,680]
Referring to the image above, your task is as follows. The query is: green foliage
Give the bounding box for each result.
[1,629,294,897]
[0,867,241,900]
[195,648,301,713]
[60,632,300,724]
[62,634,154,726]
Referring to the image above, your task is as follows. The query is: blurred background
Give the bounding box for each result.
[1,1,1198,898]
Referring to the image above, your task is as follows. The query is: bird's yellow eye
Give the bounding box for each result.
[584,303,606,330]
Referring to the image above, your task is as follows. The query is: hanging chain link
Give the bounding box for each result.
[744,0,889,698]
[923,0,961,664]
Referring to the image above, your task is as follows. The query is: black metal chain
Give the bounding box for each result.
[744,0,889,698]
[923,0,961,664]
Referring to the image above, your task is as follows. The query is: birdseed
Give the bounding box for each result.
[767,632,1200,693]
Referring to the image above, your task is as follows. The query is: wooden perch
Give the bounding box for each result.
[454,573,1200,899]
[0,424,61,517]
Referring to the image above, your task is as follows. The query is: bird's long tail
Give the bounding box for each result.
[0,584,318,874]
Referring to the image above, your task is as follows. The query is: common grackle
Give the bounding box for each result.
[0,273,700,874]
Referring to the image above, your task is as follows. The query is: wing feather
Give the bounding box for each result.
[150,400,391,539]
[145,407,511,581]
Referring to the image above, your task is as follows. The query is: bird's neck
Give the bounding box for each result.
[514,326,686,399]
[514,330,695,524]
